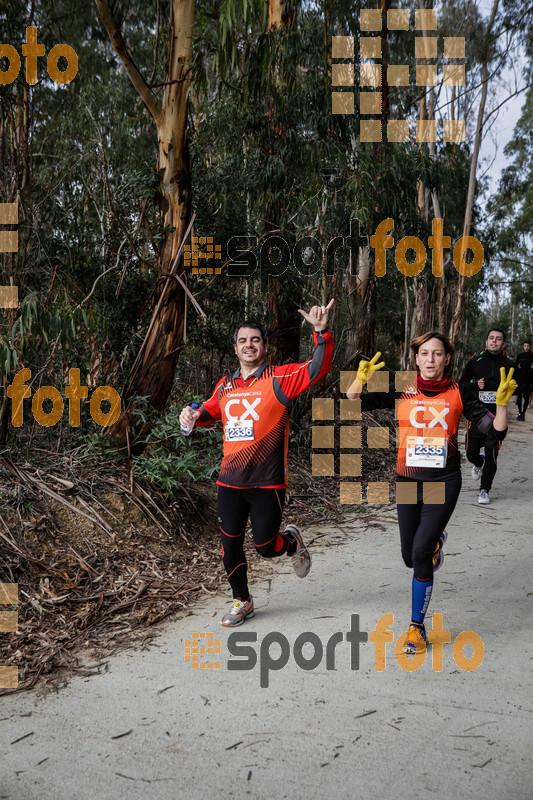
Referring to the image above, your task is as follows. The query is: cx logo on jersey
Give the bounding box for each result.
[225,398,261,422]
[409,405,449,429]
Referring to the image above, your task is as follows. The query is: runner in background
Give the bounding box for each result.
[460,328,516,504]
[515,341,533,421]
[346,333,516,656]
[179,300,334,627]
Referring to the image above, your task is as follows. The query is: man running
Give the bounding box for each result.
[179,300,334,626]
[460,328,516,504]
[515,341,533,421]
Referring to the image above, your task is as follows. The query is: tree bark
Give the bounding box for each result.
[264,0,301,365]
[268,0,295,30]
[449,0,500,344]
[412,279,429,339]
[354,245,376,358]
[401,276,410,368]
[94,0,194,443]
[266,278,302,365]
[410,0,433,339]
[346,0,389,364]
[0,61,32,446]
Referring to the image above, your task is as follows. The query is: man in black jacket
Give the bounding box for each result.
[460,328,516,504]
[515,341,533,420]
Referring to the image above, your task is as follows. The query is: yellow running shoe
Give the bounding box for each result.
[404,623,428,655]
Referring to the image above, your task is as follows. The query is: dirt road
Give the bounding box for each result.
[1,416,532,800]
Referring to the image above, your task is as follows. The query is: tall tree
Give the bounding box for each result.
[0,2,35,444]
[263,0,303,366]
[449,0,500,343]
[94,0,194,442]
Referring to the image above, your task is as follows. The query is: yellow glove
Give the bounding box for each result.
[356,352,386,386]
[495,367,518,406]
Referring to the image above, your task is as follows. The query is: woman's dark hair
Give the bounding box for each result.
[233,320,268,345]
[410,331,455,374]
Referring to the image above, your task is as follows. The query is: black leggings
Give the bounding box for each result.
[517,383,532,414]
[217,486,291,600]
[396,474,462,580]
[465,422,501,492]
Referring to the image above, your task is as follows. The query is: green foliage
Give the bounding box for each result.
[81,394,222,491]
[484,77,533,346]
[0,291,96,379]
[133,403,223,492]
[2,0,526,454]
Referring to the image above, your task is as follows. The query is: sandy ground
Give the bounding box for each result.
[1,414,532,800]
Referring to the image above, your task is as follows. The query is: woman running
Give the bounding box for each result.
[347,332,516,654]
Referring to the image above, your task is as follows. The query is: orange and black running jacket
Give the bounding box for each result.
[361,380,505,481]
[195,329,333,489]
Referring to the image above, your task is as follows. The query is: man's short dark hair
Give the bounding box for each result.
[486,327,506,341]
[234,320,268,345]
[524,340,531,346]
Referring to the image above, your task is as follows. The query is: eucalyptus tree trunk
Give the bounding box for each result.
[449,0,500,344]
[429,89,447,333]
[347,0,389,364]
[410,0,433,340]
[0,66,32,445]
[401,276,410,368]
[94,0,194,443]
[268,0,295,28]
[264,0,301,366]
[352,245,376,360]
[449,61,490,343]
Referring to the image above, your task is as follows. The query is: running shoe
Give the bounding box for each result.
[221,596,255,627]
[433,529,448,571]
[285,524,311,578]
[478,489,491,505]
[404,623,428,655]
[471,460,484,480]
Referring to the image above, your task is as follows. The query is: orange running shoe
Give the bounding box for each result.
[404,623,428,655]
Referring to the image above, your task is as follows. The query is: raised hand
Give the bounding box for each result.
[495,367,518,406]
[297,298,334,331]
[356,352,386,386]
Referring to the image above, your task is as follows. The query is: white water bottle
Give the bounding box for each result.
[181,403,199,436]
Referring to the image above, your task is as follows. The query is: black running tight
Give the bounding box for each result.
[396,474,462,580]
[465,422,502,492]
[217,486,295,600]
[517,383,532,415]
